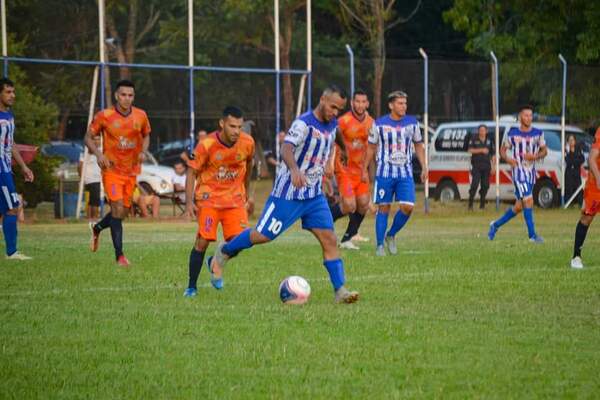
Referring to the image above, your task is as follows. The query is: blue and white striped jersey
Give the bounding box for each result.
[0,111,15,173]
[271,111,337,200]
[502,127,546,184]
[368,114,422,179]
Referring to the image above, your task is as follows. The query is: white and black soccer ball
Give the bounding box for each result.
[279,276,311,305]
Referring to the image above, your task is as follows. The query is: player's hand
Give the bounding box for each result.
[184,203,196,221]
[523,152,537,161]
[368,201,377,215]
[361,169,369,183]
[507,158,518,168]
[245,197,255,215]
[322,178,333,197]
[491,168,496,178]
[324,162,334,179]
[290,169,307,188]
[21,166,34,182]
[97,154,112,169]
[420,167,428,184]
[138,152,147,164]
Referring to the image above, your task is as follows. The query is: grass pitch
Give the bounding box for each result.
[1,198,599,399]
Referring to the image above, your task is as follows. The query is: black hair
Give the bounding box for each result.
[387,90,408,103]
[0,77,14,92]
[352,89,368,99]
[222,105,243,119]
[174,159,186,167]
[478,124,488,131]
[322,84,347,100]
[519,104,534,113]
[115,79,135,91]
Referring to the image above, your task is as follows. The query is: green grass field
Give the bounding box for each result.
[1,196,599,399]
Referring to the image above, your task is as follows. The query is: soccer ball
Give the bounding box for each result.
[279,276,311,305]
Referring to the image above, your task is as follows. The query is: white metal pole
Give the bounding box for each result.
[274,0,281,168]
[98,0,106,215]
[76,66,100,219]
[419,48,429,214]
[559,53,567,208]
[490,51,500,211]
[295,74,307,117]
[1,0,7,76]
[99,0,105,63]
[188,0,195,152]
[306,0,312,109]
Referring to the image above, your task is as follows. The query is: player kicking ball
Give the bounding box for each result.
[0,78,34,260]
[182,106,255,297]
[328,89,374,250]
[363,90,427,257]
[570,127,600,269]
[488,105,545,243]
[207,85,359,304]
[85,80,151,267]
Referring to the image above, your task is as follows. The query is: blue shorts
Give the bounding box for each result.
[255,194,334,240]
[0,172,20,214]
[373,176,415,205]
[514,180,534,200]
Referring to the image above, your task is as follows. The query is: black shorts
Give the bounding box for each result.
[85,182,101,206]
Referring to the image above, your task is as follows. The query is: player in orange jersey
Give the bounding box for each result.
[328,89,374,250]
[182,106,255,297]
[84,80,151,267]
[570,127,600,269]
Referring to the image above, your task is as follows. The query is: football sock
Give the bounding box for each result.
[573,221,589,258]
[329,203,344,222]
[110,217,124,259]
[341,212,365,243]
[523,207,536,238]
[323,258,345,291]
[222,228,254,257]
[188,249,205,289]
[2,214,17,256]
[493,207,516,228]
[94,213,112,233]
[387,210,410,237]
[375,211,389,246]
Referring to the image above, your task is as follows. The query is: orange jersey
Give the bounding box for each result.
[190,131,255,209]
[89,106,151,176]
[335,111,374,176]
[586,128,600,192]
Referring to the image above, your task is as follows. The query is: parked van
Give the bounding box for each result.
[428,117,592,208]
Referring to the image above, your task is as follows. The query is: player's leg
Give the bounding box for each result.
[572,213,594,269]
[488,183,524,240]
[373,177,395,256]
[522,194,542,242]
[330,174,355,222]
[184,206,216,296]
[468,167,482,210]
[1,172,30,260]
[383,177,415,255]
[340,190,369,247]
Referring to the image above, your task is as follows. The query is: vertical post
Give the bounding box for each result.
[98,0,106,215]
[188,0,195,154]
[419,48,429,214]
[274,0,281,137]
[490,51,500,211]
[306,0,312,110]
[345,44,355,97]
[559,54,567,208]
[1,0,7,76]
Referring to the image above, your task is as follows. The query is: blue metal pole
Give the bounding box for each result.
[419,48,429,214]
[345,44,355,97]
[307,72,312,111]
[2,59,7,77]
[559,54,567,208]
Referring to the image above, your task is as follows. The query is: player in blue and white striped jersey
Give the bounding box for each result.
[363,90,427,256]
[206,85,359,304]
[488,104,547,243]
[0,78,34,260]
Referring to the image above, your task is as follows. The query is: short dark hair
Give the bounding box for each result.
[388,90,408,103]
[519,104,534,113]
[174,159,186,167]
[222,106,243,119]
[115,79,135,91]
[353,89,368,99]
[478,124,487,131]
[0,77,14,92]
[322,84,347,100]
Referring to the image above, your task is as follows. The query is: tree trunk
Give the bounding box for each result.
[56,109,70,140]
[280,9,295,129]
[371,2,386,116]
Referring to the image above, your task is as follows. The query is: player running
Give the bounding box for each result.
[85,80,151,267]
[0,78,34,260]
[363,90,427,257]
[207,85,359,304]
[183,106,255,297]
[329,89,374,250]
[570,127,600,269]
[488,105,546,243]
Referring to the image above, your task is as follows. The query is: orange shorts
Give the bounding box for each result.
[103,171,136,208]
[583,184,600,216]
[197,205,248,241]
[336,173,369,199]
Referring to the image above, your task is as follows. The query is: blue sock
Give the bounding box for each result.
[523,207,536,238]
[2,214,17,256]
[493,208,516,228]
[376,212,389,246]
[387,210,410,237]
[222,228,254,257]
[323,258,345,291]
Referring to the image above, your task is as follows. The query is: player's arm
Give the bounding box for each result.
[589,147,600,189]
[281,142,307,188]
[184,145,207,217]
[363,124,378,182]
[85,113,111,169]
[334,129,348,166]
[11,146,34,182]
[244,146,255,200]
[500,141,517,168]
[414,142,427,182]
